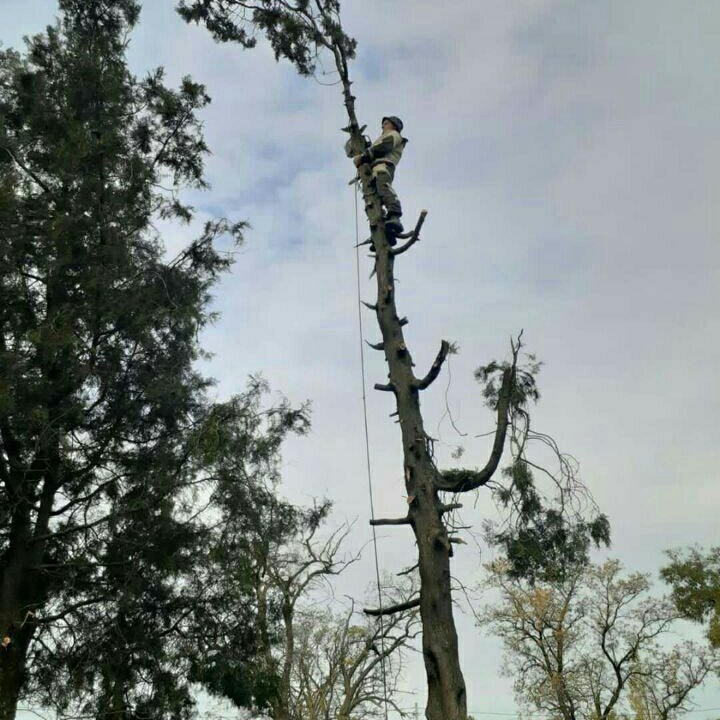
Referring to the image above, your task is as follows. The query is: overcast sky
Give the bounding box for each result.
[3,1,720,717]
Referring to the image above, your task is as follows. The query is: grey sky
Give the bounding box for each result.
[3,0,719,717]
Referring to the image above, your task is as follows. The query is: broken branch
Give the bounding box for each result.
[391,209,427,256]
[413,340,450,390]
[370,516,411,526]
[364,597,420,617]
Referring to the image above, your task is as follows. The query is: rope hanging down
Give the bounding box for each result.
[353,180,390,720]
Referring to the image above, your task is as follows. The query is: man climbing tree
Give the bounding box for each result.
[350,116,407,238]
[178,2,609,718]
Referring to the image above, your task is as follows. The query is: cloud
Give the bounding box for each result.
[3,0,719,713]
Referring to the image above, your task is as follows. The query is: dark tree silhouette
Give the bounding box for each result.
[0,1,246,716]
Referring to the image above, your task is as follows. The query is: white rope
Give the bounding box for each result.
[353,179,390,720]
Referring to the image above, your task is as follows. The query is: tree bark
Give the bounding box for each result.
[0,500,35,720]
[0,262,66,720]
[0,619,33,720]
[0,650,24,720]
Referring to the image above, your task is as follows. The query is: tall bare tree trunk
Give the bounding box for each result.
[340,82,464,715]
[176,5,518,715]
[338,58,514,719]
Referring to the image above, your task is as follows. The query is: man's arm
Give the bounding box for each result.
[354,131,400,166]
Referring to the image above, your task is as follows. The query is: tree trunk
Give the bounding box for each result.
[346,114,467,718]
[0,617,34,720]
[0,650,23,720]
[0,507,35,720]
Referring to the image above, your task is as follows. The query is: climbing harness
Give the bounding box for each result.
[353,179,390,720]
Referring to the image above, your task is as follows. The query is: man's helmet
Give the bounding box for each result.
[382,116,404,132]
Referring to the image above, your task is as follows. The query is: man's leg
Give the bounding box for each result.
[373,165,404,238]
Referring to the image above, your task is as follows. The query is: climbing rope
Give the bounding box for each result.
[353,179,390,720]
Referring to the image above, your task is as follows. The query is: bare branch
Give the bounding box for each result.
[435,347,519,492]
[391,210,428,256]
[439,503,463,514]
[413,340,451,391]
[364,597,420,617]
[374,382,395,392]
[370,516,411,526]
[1,145,53,194]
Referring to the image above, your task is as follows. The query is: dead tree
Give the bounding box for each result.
[178,3,608,718]
[291,592,419,720]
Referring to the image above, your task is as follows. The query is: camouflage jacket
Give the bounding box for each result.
[365,128,405,167]
[345,129,406,168]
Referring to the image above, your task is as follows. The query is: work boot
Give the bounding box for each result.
[384,213,403,239]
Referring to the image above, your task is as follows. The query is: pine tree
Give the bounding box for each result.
[30,381,310,719]
[0,1,243,716]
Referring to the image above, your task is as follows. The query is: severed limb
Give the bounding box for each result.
[370,515,411,526]
[374,382,395,392]
[413,340,451,390]
[391,209,427,255]
[364,596,420,617]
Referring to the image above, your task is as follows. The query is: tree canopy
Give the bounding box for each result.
[480,559,718,720]
[662,546,720,650]
[0,0,245,715]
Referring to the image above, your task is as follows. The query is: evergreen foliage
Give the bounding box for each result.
[177,0,356,77]
[450,353,610,582]
[0,1,270,716]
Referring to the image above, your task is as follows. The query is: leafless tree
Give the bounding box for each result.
[252,504,357,720]
[290,589,419,720]
[249,509,417,720]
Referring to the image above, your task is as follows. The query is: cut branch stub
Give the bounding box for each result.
[391,209,428,256]
[370,516,411,526]
[374,382,395,392]
[364,597,421,617]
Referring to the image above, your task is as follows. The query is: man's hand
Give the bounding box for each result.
[353,154,363,168]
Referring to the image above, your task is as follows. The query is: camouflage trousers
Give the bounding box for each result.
[372,162,402,216]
